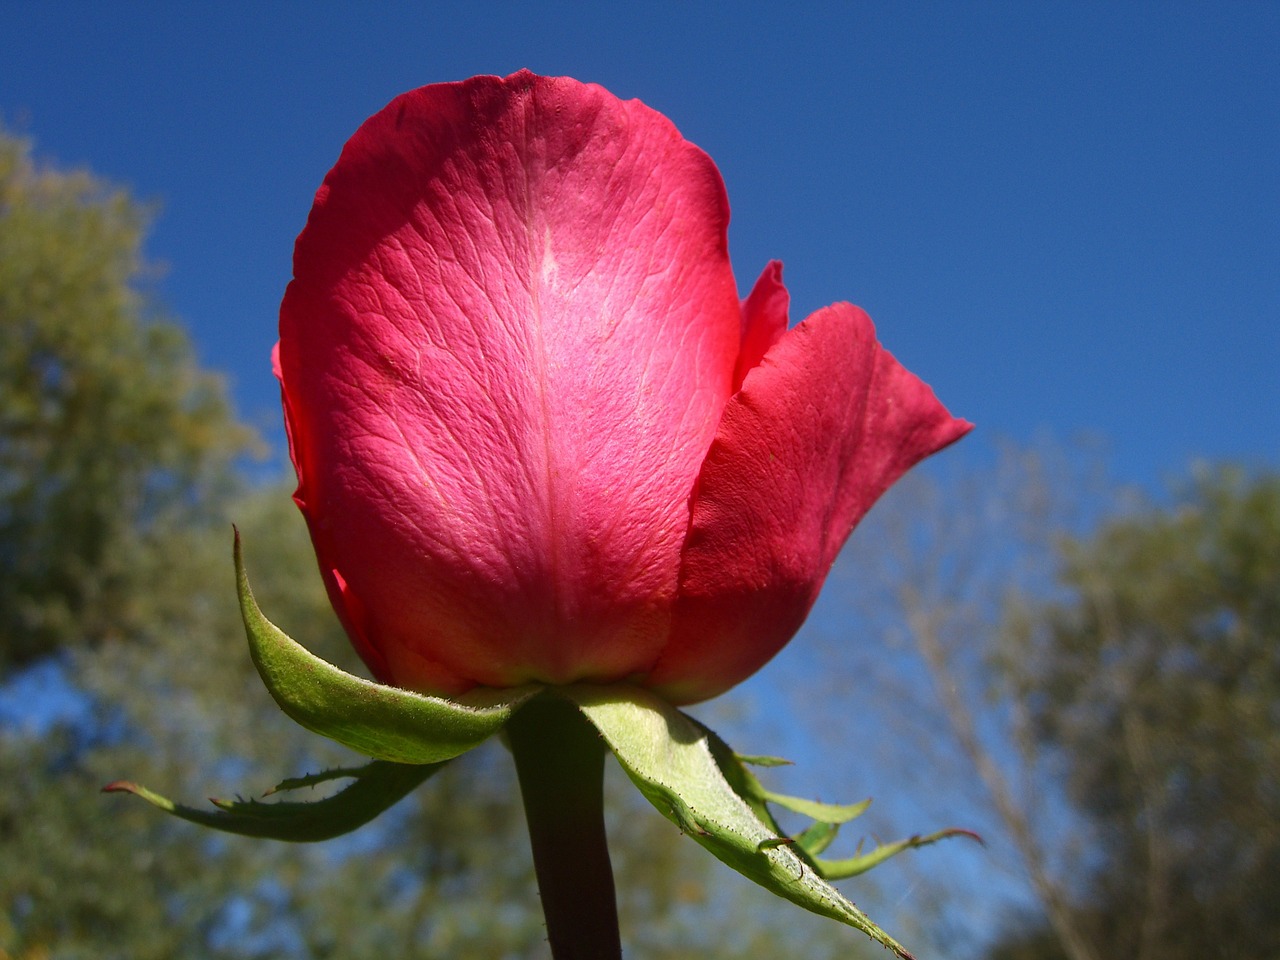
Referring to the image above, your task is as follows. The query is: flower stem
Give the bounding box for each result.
[508,693,622,960]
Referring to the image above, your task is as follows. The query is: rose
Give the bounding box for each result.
[276,70,969,706]
[107,72,974,959]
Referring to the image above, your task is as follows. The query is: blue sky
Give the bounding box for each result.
[5,2,1277,491]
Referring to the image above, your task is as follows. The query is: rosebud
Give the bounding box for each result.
[276,70,969,705]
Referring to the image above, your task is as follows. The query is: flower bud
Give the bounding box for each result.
[277,71,969,704]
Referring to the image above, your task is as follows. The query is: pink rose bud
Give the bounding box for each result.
[276,71,970,705]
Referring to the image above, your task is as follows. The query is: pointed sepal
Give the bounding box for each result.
[815,827,984,879]
[796,819,841,857]
[562,685,916,960]
[235,529,536,763]
[699,726,980,874]
[708,733,871,827]
[761,791,872,825]
[735,754,794,767]
[102,759,443,842]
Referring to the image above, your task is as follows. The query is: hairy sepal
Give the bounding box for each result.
[236,529,536,764]
[103,759,442,842]
[563,685,916,960]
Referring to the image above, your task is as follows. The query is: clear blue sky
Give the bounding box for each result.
[5,2,1277,490]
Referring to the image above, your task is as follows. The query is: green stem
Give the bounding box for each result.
[508,694,622,960]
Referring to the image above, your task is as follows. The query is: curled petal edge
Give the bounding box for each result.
[651,302,973,703]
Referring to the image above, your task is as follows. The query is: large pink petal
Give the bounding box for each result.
[278,71,742,693]
[648,303,972,703]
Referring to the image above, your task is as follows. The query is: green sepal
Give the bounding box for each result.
[699,727,977,877]
[796,819,841,857]
[562,685,916,960]
[736,753,794,768]
[264,765,374,794]
[701,721,870,839]
[235,530,537,763]
[761,790,872,825]
[815,827,983,879]
[102,759,443,842]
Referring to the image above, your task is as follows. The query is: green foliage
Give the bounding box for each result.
[992,466,1280,960]
[0,130,257,674]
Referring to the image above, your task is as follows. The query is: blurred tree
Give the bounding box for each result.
[818,451,1279,960]
[987,466,1280,960]
[798,443,1106,960]
[0,129,256,674]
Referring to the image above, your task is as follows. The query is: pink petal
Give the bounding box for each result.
[278,71,742,693]
[733,260,789,391]
[648,302,972,704]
